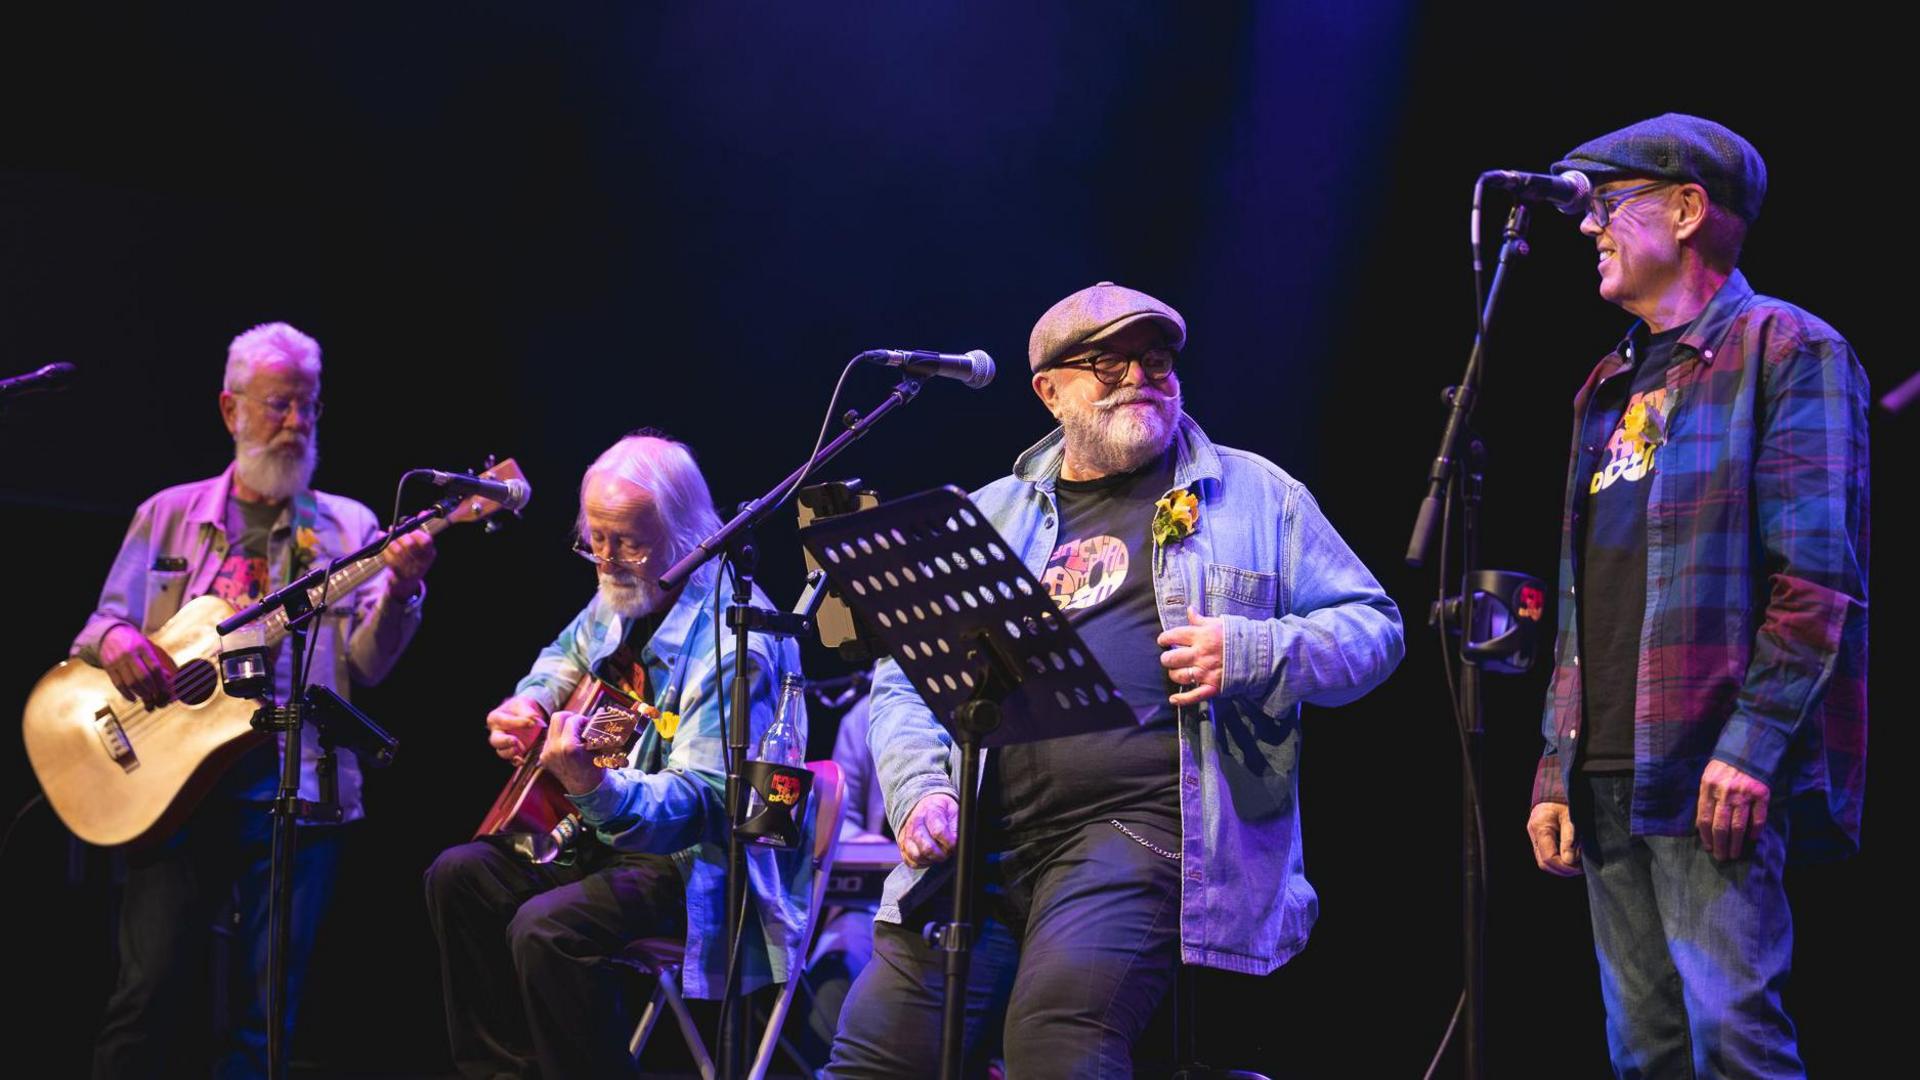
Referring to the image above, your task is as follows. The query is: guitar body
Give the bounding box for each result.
[23,595,267,847]
[473,676,644,841]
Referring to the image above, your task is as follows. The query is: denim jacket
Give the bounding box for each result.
[530,568,815,998]
[867,415,1404,975]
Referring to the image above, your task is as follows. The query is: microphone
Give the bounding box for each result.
[860,349,995,389]
[0,362,78,399]
[418,469,532,512]
[1480,169,1593,214]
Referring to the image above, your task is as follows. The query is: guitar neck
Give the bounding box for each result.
[259,516,451,647]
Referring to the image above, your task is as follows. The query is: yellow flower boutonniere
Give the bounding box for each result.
[291,525,322,572]
[1621,398,1668,455]
[1151,488,1199,574]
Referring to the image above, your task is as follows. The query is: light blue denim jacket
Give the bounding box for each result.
[528,567,814,998]
[867,415,1404,975]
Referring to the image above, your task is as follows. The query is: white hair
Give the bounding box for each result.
[225,321,322,391]
[580,432,723,584]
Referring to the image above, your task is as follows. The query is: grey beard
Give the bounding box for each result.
[597,572,664,619]
[234,438,317,501]
[1061,390,1181,476]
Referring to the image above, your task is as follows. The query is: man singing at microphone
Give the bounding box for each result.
[76,321,437,1078]
[423,432,812,1079]
[1524,115,1870,1078]
[825,283,1405,1077]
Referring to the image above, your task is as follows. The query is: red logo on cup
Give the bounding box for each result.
[767,772,802,806]
[1516,584,1546,622]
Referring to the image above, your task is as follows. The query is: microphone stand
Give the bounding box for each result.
[1406,203,1530,1080]
[216,495,453,1080]
[657,373,928,1080]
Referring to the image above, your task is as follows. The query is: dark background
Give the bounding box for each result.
[2,3,1905,1076]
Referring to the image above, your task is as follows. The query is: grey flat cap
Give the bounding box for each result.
[1028,282,1187,371]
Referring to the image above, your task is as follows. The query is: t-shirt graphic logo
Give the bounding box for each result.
[1590,387,1668,494]
[208,552,271,604]
[1043,535,1129,612]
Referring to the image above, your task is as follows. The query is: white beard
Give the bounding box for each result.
[597,568,665,619]
[1060,383,1182,476]
[233,424,317,501]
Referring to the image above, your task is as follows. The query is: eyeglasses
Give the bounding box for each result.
[1583,181,1671,229]
[236,393,324,423]
[1041,347,1178,387]
[572,537,653,570]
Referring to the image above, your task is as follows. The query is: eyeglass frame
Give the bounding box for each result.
[571,536,654,570]
[232,391,325,423]
[1583,180,1673,229]
[1036,346,1179,387]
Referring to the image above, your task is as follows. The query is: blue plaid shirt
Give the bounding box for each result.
[1534,271,1871,857]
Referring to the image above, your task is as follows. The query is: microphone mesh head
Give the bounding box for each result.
[963,349,996,389]
[1557,169,1593,214]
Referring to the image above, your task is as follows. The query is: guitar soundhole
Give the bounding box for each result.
[172,659,219,706]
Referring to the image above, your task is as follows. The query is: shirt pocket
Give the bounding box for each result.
[1205,564,1277,618]
[142,559,192,632]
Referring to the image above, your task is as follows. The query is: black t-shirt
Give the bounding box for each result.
[1578,325,1683,774]
[980,451,1181,844]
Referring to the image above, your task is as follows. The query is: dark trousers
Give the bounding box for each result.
[92,799,343,1080]
[826,817,1183,1079]
[423,837,687,1079]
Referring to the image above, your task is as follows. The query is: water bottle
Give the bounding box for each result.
[745,672,806,838]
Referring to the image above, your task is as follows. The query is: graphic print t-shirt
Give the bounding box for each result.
[1578,325,1682,774]
[981,451,1180,845]
[214,496,288,798]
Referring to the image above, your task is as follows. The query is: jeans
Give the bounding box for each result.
[1576,773,1803,1079]
[92,799,343,1080]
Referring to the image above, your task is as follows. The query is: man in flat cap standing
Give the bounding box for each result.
[826,283,1405,1077]
[1526,114,1869,1078]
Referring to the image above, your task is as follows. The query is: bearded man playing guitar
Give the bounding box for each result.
[69,321,437,1078]
[424,432,811,1080]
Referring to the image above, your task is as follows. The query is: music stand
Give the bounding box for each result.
[799,486,1142,1080]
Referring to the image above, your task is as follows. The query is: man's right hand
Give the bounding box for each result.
[1527,801,1583,877]
[486,695,548,766]
[100,623,177,710]
[898,792,959,869]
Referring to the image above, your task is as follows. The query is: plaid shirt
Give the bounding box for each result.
[1532,271,1870,857]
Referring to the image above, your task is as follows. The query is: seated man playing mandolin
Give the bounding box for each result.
[423,431,811,1079]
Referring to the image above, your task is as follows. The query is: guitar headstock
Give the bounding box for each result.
[446,456,528,527]
[582,701,660,768]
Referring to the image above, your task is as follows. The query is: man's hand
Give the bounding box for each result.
[898,792,959,868]
[1696,760,1770,861]
[486,694,547,765]
[1527,801,1582,877]
[381,530,437,599]
[100,623,177,710]
[539,709,608,796]
[1157,606,1225,707]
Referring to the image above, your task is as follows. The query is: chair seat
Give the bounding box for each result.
[619,936,685,973]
